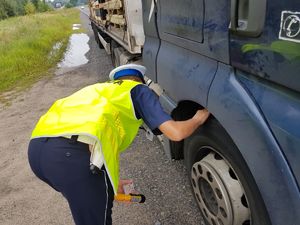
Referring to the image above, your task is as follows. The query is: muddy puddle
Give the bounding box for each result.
[57,32,90,69]
[54,28,90,75]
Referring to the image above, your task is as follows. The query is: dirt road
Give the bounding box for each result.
[0,11,203,225]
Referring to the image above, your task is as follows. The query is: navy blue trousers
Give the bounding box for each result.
[28,137,114,225]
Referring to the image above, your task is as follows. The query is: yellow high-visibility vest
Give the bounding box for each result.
[31,80,143,193]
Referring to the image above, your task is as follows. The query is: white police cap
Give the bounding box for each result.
[109,64,146,81]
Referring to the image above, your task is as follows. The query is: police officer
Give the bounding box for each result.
[28,64,210,225]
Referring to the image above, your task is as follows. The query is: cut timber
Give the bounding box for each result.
[95,17,106,25]
[110,15,125,26]
[92,2,105,9]
[89,0,144,54]
[104,0,123,10]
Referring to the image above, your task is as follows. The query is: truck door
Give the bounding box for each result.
[155,0,230,105]
[230,1,300,223]
[230,0,300,92]
[142,0,161,82]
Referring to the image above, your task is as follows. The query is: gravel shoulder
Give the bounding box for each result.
[0,11,203,225]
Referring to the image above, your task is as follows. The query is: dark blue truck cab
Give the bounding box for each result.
[142,0,300,224]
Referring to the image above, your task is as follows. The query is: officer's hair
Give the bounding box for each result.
[119,76,143,82]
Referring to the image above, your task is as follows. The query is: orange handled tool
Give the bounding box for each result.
[114,193,146,203]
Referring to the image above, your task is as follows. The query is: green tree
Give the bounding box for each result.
[31,0,38,8]
[37,1,51,12]
[0,0,33,20]
[65,3,73,8]
[69,0,77,7]
[14,0,26,15]
[24,1,35,15]
[0,4,8,20]
[0,0,17,18]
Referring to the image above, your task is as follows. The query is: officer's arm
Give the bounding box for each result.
[158,109,210,142]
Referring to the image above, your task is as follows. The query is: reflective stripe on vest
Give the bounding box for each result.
[31,80,144,193]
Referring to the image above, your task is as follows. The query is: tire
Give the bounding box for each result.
[110,40,120,67]
[184,118,271,225]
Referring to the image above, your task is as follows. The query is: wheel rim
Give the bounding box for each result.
[191,151,250,225]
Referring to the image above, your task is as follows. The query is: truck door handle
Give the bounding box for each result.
[230,0,267,37]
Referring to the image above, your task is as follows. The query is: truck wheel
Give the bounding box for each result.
[184,118,271,225]
[110,40,120,67]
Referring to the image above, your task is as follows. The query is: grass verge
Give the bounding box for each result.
[0,8,81,98]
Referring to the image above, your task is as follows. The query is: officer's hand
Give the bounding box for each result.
[118,179,134,194]
[193,109,210,125]
[159,108,210,141]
